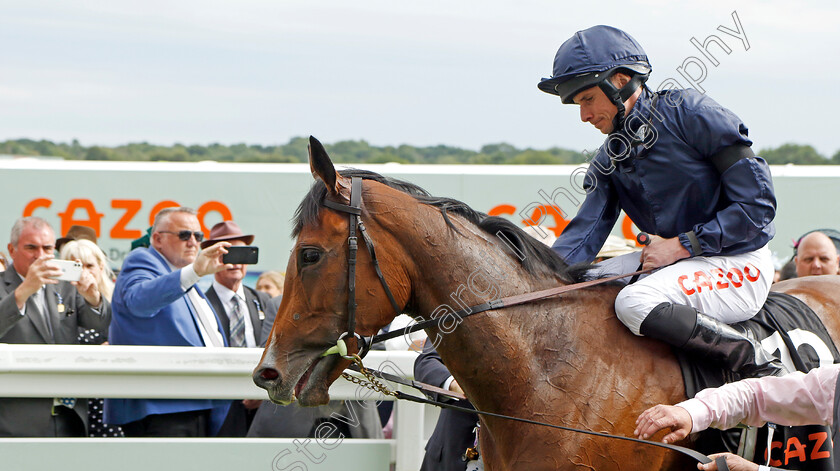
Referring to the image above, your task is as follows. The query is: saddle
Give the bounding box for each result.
[678,292,839,470]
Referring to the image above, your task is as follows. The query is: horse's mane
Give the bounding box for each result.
[293,169,593,283]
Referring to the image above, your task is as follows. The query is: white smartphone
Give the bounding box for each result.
[48,260,83,282]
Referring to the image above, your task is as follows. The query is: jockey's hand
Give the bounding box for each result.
[634,404,692,443]
[698,453,758,471]
[641,236,690,270]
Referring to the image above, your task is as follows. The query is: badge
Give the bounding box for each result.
[258,310,265,321]
[57,304,65,313]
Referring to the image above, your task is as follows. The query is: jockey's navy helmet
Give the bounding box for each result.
[538,25,652,105]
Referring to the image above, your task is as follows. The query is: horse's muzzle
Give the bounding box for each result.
[252,366,294,404]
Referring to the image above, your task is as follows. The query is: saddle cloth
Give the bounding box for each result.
[677,292,839,471]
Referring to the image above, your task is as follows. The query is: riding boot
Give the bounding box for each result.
[639,302,788,379]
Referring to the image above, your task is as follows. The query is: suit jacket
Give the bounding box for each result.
[105,247,230,431]
[0,266,111,436]
[415,341,478,471]
[205,285,278,436]
[204,285,277,348]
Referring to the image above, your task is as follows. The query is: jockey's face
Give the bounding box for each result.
[573,85,618,134]
[795,232,840,277]
[572,72,638,135]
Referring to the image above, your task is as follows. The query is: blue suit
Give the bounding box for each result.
[104,247,229,432]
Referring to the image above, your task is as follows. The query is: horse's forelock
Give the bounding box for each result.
[293,169,428,237]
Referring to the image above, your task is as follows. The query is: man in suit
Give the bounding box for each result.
[0,216,110,436]
[105,207,233,437]
[414,340,479,471]
[202,220,278,436]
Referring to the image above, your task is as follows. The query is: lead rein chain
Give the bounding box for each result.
[340,354,397,398]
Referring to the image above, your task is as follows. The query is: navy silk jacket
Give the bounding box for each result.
[553,88,776,264]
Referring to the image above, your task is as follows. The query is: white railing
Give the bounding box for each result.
[0,344,434,471]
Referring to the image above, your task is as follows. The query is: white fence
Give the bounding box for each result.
[0,345,437,471]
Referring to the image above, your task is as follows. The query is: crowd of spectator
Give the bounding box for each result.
[0,212,384,440]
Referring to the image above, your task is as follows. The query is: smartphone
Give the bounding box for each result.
[222,246,259,265]
[48,260,83,282]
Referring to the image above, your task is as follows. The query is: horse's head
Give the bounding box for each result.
[253,136,412,406]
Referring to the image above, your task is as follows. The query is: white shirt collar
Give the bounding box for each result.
[212,280,245,301]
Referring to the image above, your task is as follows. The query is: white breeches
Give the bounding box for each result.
[595,245,774,336]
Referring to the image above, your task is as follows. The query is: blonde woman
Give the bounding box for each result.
[59,238,123,436]
[256,270,284,298]
[60,239,115,302]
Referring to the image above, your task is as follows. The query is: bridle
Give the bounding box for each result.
[314,175,729,470]
[319,176,403,358]
[318,175,659,356]
[319,175,652,358]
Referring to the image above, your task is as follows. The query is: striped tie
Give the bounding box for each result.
[229,294,246,348]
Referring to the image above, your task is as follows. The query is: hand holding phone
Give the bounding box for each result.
[222,246,259,265]
[47,260,83,282]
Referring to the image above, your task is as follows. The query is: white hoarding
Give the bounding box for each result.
[2,159,838,277]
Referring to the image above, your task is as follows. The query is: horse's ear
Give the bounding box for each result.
[308,136,340,195]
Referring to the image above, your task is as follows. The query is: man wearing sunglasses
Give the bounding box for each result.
[106,207,234,437]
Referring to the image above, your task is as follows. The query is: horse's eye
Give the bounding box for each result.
[300,248,322,267]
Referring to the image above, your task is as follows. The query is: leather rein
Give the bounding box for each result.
[318,176,728,470]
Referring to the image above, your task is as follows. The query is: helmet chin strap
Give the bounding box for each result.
[598,72,648,133]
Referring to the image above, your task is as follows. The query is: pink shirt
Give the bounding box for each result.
[678,364,840,433]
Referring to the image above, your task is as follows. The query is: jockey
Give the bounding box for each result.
[538,25,784,378]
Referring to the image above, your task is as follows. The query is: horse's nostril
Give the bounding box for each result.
[260,368,280,380]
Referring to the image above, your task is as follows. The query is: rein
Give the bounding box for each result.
[367,267,652,348]
[344,355,728,470]
[395,390,728,470]
[318,177,729,470]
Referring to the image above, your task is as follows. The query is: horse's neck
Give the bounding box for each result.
[404,214,559,310]
[404,216,583,413]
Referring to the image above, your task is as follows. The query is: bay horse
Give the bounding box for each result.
[254,136,840,470]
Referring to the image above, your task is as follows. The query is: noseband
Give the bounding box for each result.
[320,176,403,358]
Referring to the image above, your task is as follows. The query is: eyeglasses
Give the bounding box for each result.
[158,230,205,242]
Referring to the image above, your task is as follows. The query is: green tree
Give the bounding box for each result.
[831,149,840,165]
[85,146,113,161]
[758,143,828,165]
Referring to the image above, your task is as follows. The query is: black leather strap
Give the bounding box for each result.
[357,221,403,317]
[322,176,406,353]
[369,269,651,346]
[323,199,361,215]
[684,230,703,257]
[710,144,755,174]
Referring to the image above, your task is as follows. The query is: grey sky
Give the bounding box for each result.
[1,0,837,156]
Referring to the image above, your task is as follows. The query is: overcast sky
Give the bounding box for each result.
[1,0,838,156]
